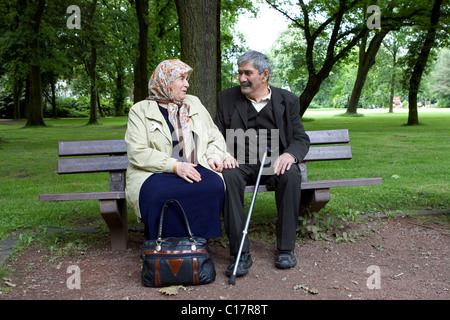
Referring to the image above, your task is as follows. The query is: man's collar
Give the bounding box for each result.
[246,85,272,104]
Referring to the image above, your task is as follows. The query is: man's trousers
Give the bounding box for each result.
[221,163,301,255]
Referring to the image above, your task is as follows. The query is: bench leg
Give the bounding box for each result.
[300,189,330,215]
[99,199,128,251]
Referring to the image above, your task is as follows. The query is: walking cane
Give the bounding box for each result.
[229,152,267,285]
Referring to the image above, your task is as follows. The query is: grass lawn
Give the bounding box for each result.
[0,109,449,242]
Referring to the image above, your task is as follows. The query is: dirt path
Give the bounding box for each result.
[1,214,449,302]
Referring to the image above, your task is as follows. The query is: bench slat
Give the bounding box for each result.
[304,145,352,161]
[41,177,382,202]
[39,191,126,202]
[244,178,382,193]
[58,140,127,156]
[56,145,351,175]
[58,156,129,174]
[306,129,349,145]
[56,129,350,158]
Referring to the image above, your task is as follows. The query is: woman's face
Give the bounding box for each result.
[171,75,189,102]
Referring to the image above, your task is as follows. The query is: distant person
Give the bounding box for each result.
[215,51,310,277]
[125,59,229,240]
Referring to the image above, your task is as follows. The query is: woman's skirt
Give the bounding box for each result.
[138,165,224,240]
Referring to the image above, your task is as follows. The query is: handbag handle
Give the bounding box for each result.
[156,199,196,250]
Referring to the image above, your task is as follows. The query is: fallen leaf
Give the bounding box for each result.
[293,284,309,291]
[4,281,16,288]
[372,244,385,251]
[2,277,16,287]
[308,288,319,295]
[159,285,185,296]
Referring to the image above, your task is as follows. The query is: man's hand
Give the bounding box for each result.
[223,156,239,169]
[273,153,296,176]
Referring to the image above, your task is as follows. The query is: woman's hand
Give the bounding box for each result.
[174,162,201,183]
[208,158,224,172]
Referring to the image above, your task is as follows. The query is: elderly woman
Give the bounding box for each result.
[125,59,228,240]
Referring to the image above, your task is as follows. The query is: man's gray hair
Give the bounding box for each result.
[237,50,272,81]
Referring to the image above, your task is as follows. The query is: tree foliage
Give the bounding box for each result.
[430,48,450,107]
[0,0,448,126]
[265,0,449,122]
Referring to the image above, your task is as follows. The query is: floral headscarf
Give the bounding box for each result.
[147,59,195,163]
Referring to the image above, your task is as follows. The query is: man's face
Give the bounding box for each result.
[238,61,268,100]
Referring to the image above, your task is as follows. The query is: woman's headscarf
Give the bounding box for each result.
[147,59,195,163]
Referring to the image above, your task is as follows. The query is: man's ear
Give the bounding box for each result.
[261,69,269,82]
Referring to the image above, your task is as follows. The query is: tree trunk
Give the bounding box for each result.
[407,0,442,126]
[299,76,324,117]
[133,0,149,103]
[216,0,222,96]
[347,30,389,114]
[25,0,46,127]
[87,0,99,125]
[114,59,126,116]
[175,0,218,117]
[388,50,397,113]
[50,79,57,118]
[13,79,23,120]
[97,91,104,117]
[87,46,98,124]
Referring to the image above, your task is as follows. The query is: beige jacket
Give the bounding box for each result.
[125,95,228,218]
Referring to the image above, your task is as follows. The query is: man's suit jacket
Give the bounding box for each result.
[215,85,310,163]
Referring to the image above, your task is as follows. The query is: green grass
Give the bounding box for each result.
[247,109,450,223]
[0,110,449,242]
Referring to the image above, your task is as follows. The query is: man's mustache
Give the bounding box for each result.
[240,81,251,87]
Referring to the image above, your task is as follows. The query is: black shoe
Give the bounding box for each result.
[275,250,297,269]
[226,253,253,277]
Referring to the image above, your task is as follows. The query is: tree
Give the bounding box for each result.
[0,0,252,121]
[132,0,149,103]
[383,32,407,113]
[219,0,257,91]
[131,0,180,103]
[266,0,370,116]
[345,1,429,114]
[0,0,29,120]
[406,0,444,125]
[430,48,450,107]
[175,0,219,116]
[85,0,99,125]
[25,0,46,127]
[346,29,390,114]
[266,0,443,117]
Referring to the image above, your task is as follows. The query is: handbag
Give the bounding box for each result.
[140,199,216,287]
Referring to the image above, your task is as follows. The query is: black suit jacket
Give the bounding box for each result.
[215,85,310,163]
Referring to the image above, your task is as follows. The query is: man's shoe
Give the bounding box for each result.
[226,253,253,277]
[275,250,297,269]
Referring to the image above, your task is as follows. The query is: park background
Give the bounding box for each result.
[0,0,449,270]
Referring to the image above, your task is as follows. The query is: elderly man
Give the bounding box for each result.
[215,51,310,277]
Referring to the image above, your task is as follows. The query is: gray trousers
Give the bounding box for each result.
[222,164,301,255]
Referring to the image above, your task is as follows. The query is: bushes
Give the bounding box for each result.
[43,96,131,118]
[44,96,89,118]
[0,93,14,119]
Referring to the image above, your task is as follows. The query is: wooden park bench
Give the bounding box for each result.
[39,129,382,251]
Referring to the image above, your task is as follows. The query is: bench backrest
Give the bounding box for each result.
[56,129,352,181]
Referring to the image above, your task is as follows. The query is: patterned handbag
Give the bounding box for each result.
[140,199,216,287]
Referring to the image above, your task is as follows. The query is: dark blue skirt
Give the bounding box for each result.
[139,165,224,240]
